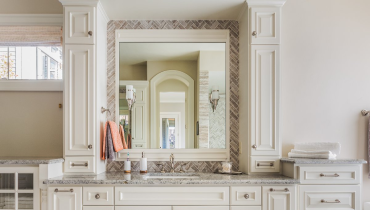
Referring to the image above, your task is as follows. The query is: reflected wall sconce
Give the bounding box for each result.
[126,85,136,111]
[209,86,220,112]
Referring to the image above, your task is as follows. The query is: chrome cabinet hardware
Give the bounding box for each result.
[252,144,257,149]
[54,188,73,193]
[88,144,93,149]
[244,194,250,199]
[71,163,88,167]
[252,31,257,36]
[270,188,289,192]
[101,107,111,115]
[257,163,273,167]
[321,199,340,203]
[95,194,100,199]
[361,109,370,116]
[88,31,93,36]
[156,164,165,173]
[320,173,339,177]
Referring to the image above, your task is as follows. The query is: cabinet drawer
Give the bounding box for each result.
[48,187,82,210]
[173,207,229,210]
[231,207,261,210]
[262,186,296,210]
[64,156,95,173]
[250,156,280,173]
[230,186,261,205]
[115,187,229,206]
[83,207,113,210]
[298,165,361,184]
[299,185,360,210]
[115,207,171,210]
[83,187,114,205]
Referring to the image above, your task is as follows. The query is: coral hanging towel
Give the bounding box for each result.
[102,121,124,160]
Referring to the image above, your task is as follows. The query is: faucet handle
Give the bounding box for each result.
[156,164,165,173]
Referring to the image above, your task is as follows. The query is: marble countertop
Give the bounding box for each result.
[43,172,299,185]
[0,157,64,165]
[280,158,367,164]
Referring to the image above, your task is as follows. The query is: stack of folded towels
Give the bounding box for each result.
[288,142,341,159]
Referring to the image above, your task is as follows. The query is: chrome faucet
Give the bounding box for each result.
[169,153,175,173]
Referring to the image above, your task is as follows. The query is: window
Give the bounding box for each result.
[0,46,62,80]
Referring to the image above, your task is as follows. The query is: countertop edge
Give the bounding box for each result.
[280,158,367,164]
[0,158,65,165]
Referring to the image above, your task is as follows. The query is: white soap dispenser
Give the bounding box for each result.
[140,152,147,173]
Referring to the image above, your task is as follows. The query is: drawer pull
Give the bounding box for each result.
[95,194,100,199]
[252,31,257,36]
[320,173,339,177]
[321,199,340,203]
[252,144,257,149]
[257,163,273,167]
[244,194,249,199]
[54,188,73,193]
[270,188,289,192]
[88,144,93,149]
[88,31,93,36]
[71,163,88,167]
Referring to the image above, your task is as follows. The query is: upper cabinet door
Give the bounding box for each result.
[250,7,280,44]
[64,45,95,156]
[250,45,280,156]
[65,7,95,44]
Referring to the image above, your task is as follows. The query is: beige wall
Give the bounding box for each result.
[281,0,370,203]
[0,0,62,14]
[0,91,63,157]
[147,61,197,81]
[120,64,147,80]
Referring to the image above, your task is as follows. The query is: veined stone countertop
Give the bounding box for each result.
[0,157,64,165]
[280,158,367,164]
[43,172,299,185]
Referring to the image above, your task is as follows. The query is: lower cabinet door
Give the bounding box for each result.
[115,207,171,210]
[262,186,296,210]
[48,187,82,210]
[231,207,261,210]
[83,206,113,210]
[299,185,360,210]
[173,207,229,210]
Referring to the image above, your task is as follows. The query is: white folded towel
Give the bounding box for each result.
[288,152,337,159]
[294,142,341,156]
[290,149,332,155]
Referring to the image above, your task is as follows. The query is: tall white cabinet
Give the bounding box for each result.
[240,0,286,174]
[60,0,109,175]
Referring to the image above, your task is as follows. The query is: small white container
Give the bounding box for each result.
[221,161,233,173]
[124,160,131,173]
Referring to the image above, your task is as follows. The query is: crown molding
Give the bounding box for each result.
[246,0,287,7]
[59,0,99,6]
[98,1,110,23]
[0,14,63,26]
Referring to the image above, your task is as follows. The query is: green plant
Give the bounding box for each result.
[0,53,17,79]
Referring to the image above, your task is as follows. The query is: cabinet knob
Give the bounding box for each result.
[244,194,249,199]
[88,145,93,149]
[95,194,100,199]
[252,144,257,149]
[252,31,257,36]
[88,31,93,36]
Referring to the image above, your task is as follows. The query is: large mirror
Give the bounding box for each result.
[119,43,226,149]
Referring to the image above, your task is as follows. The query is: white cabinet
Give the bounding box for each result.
[64,7,95,44]
[298,165,361,185]
[231,207,261,210]
[250,7,280,44]
[262,186,295,210]
[83,187,114,206]
[249,45,280,157]
[173,207,229,210]
[299,185,360,210]
[230,186,261,206]
[115,207,171,210]
[64,157,95,173]
[64,44,95,156]
[48,187,82,210]
[132,103,145,142]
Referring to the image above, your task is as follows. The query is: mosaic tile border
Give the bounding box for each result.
[106,20,239,171]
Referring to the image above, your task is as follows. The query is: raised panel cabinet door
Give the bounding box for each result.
[132,103,146,142]
[262,186,295,210]
[48,187,82,210]
[250,7,281,44]
[64,7,95,44]
[249,45,280,156]
[64,45,95,156]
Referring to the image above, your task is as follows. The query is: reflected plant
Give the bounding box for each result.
[0,53,17,79]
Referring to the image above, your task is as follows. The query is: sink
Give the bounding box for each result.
[143,173,200,179]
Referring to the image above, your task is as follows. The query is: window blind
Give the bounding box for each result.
[0,26,62,46]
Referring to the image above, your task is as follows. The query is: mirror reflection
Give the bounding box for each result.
[119,43,226,149]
